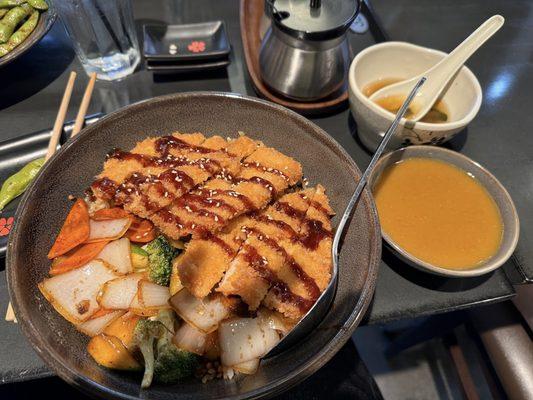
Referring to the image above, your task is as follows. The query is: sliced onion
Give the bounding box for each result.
[169,289,230,333]
[87,218,131,242]
[96,238,132,274]
[98,273,143,310]
[77,310,125,337]
[257,307,295,336]
[218,317,280,367]
[129,292,158,317]
[233,359,260,375]
[138,280,171,308]
[38,260,118,323]
[172,322,208,355]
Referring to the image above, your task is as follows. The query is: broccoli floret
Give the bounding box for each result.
[153,310,199,384]
[154,345,199,383]
[142,236,175,286]
[133,319,165,389]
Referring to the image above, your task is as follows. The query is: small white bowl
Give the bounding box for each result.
[349,42,483,151]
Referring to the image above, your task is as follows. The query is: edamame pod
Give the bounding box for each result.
[0,157,45,211]
[0,8,37,55]
[0,3,31,43]
[26,0,47,11]
[0,0,26,9]
[0,10,7,18]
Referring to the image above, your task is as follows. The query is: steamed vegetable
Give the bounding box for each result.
[169,290,230,333]
[87,217,132,242]
[0,3,31,43]
[49,240,109,275]
[104,311,140,349]
[0,0,26,8]
[88,333,141,370]
[77,310,125,337]
[133,318,165,388]
[138,280,171,308]
[127,217,156,243]
[172,321,208,355]
[0,8,37,56]
[0,157,44,211]
[92,207,130,220]
[131,244,149,272]
[97,238,133,274]
[98,273,143,310]
[142,236,175,286]
[39,260,118,323]
[169,257,184,296]
[129,292,159,317]
[47,198,90,259]
[153,310,198,384]
[26,0,48,10]
[233,359,260,375]
[218,317,280,367]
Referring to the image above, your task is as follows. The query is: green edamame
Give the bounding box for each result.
[0,0,26,9]
[0,3,31,43]
[0,157,45,211]
[26,0,47,11]
[0,8,37,55]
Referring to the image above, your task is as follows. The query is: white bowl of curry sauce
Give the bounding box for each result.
[349,42,482,152]
[368,146,519,277]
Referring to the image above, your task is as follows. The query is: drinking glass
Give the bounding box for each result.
[55,0,140,81]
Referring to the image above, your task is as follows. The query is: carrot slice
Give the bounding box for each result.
[50,241,110,275]
[92,208,130,221]
[126,218,156,243]
[48,199,90,259]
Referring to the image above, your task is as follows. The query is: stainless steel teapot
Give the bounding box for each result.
[260,0,361,101]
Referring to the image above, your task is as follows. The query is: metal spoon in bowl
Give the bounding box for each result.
[369,15,503,122]
[267,77,426,357]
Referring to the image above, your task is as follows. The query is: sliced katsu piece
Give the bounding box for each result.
[112,134,226,217]
[150,146,303,239]
[91,134,258,218]
[91,132,206,204]
[174,215,250,298]
[216,188,315,310]
[263,184,334,319]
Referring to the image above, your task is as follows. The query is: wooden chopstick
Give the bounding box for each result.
[6,71,83,323]
[71,72,97,137]
[45,71,77,161]
[5,302,16,323]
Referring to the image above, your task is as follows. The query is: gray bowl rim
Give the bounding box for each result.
[7,91,381,400]
[369,145,519,278]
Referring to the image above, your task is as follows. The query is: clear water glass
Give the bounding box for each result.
[55,0,140,81]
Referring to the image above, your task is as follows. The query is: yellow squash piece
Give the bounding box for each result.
[104,312,141,349]
[87,334,141,370]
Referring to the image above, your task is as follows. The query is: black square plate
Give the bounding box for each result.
[143,21,231,61]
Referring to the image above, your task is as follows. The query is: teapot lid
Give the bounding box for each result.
[269,0,360,40]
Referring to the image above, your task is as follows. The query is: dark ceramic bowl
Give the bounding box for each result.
[0,1,56,68]
[7,92,381,399]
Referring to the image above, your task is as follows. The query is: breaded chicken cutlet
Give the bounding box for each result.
[90,132,333,322]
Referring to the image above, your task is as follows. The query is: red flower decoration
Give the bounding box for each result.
[188,40,206,53]
[0,216,14,236]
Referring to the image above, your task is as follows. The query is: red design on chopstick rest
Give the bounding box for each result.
[188,40,206,53]
[0,216,14,236]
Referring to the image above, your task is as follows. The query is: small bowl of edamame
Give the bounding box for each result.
[0,0,56,68]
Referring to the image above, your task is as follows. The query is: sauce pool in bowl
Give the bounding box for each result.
[373,157,503,270]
